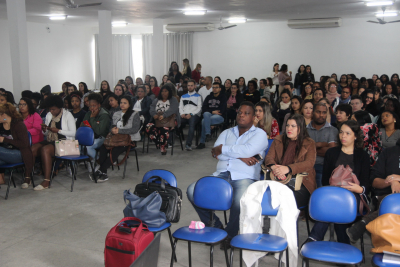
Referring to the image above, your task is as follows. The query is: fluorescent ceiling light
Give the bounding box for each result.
[112,22,128,27]
[183,10,207,15]
[228,18,247,23]
[49,15,67,20]
[366,1,394,6]
[376,12,398,16]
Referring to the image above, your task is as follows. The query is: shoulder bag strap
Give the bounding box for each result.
[109,145,132,166]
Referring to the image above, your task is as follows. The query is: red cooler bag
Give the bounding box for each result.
[104,217,154,267]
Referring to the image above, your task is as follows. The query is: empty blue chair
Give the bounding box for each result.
[229,187,289,267]
[371,193,400,267]
[171,176,233,267]
[300,186,363,266]
[50,127,96,192]
[142,169,178,262]
[0,132,33,199]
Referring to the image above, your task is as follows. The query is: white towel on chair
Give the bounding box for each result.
[239,181,299,267]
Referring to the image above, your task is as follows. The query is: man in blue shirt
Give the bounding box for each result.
[187,101,269,247]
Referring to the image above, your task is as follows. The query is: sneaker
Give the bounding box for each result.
[346,220,366,243]
[185,145,192,151]
[97,173,109,183]
[89,170,102,182]
[196,143,205,149]
[205,134,211,142]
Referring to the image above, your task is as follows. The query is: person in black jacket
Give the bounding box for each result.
[243,80,260,105]
[226,83,243,125]
[168,62,182,85]
[181,58,192,79]
[132,86,152,126]
[197,82,227,149]
[304,120,370,245]
[272,89,292,131]
[300,65,315,88]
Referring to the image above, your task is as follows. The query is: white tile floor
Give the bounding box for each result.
[0,136,373,267]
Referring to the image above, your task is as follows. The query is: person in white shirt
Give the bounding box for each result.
[179,79,202,151]
[198,76,213,101]
[186,101,269,247]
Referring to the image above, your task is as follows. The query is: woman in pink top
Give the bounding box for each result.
[19,98,43,144]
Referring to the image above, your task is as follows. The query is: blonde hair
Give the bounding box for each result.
[256,102,273,137]
[195,63,201,72]
[182,58,191,75]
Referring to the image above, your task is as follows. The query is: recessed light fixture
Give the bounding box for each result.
[228,18,247,23]
[112,22,128,27]
[366,1,394,6]
[49,15,67,20]
[183,10,207,15]
[376,11,398,16]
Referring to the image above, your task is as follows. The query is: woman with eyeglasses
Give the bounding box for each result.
[363,89,379,117]
[326,81,340,104]
[19,97,44,144]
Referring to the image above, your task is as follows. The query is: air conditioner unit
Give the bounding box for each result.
[287,18,342,29]
[166,23,215,32]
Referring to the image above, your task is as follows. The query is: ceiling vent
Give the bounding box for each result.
[166,23,215,32]
[287,18,342,29]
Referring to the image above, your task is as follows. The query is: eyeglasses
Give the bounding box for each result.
[330,85,337,88]
[18,103,27,107]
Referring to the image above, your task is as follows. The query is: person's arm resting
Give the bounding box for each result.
[221,130,268,158]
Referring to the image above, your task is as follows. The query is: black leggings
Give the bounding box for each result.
[288,184,311,209]
[98,145,129,174]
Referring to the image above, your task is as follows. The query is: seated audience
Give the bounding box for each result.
[333,103,352,128]
[70,92,86,129]
[19,97,44,144]
[283,81,296,96]
[226,83,243,124]
[318,97,332,123]
[113,84,124,98]
[107,94,121,118]
[146,85,179,155]
[352,110,382,166]
[132,86,152,126]
[150,76,160,97]
[237,77,247,93]
[31,92,41,111]
[243,80,261,105]
[307,103,338,187]
[0,103,33,187]
[282,95,302,133]
[363,89,379,117]
[224,79,232,94]
[0,94,7,105]
[304,120,370,245]
[198,76,213,101]
[179,80,202,151]
[100,80,112,104]
[380,110,400,149]
[254,102,279,139]
[300,99,313,126]
[272,89,292,131]
[32,95,76,190]
[187,102,268,247]
[197,82,227,149]
[93,96,140,182]
[79,82,89,95]
[177,81,188,97]
[326,81,340,104]
[301,83,313,100]
[144,83,156,101]
[300,65,315,87]
[67,84,77,95]
[81,93,110,167]
[312,88,325,104]
[191,63,201,83]
[265,113,317,207]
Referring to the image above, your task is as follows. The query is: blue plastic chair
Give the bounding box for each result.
[141,169,178,262]
[300,186,363,266]
[372,193,400,267]
[50,127,96,192]
[171,176,233,267]
[0,132,33,200]
[229,186,289,267]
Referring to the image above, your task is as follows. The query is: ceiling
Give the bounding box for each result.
[0,0,399,27]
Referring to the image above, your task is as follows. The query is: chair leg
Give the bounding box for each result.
[170,239,177,267]
[11,170,16,188]
[305,206,310,235]
[171,130,174,155]
[142,134,145,153]
[360,234,365,263]
[240,249,243,267]
[230,248,234,267]
[278,251,283,267]
[224,211,228,226]
[210,244,214,267]
[88,160,96,183]
[178,130,184,151]
[188,241,192,267]
[223,240,229,267]
[5,169,14,200]
[70,161,75,192]
[147,134,150,153]
[286,247,290,267]
[123,157,128,179]
[134,149,139,171]
[167,228,177,262]
[329,223,334,241]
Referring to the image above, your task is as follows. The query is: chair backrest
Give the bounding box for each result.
[193,176,233,211]
[27,132,32,146]
[261,187,279,216]
[142,169,177,187]
[379,193,400,216]
[309,186,357,224]
[264,139,274,157]
[76,127,95,146]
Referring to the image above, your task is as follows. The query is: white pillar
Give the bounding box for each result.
[6,0,30,96]
[98,10,113,86]
[152,19,164,81]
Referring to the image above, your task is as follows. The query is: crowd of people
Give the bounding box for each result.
[0,60,399,258]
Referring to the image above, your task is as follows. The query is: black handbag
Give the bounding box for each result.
[134,176,182,223]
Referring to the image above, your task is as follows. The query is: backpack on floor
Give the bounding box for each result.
[104,217,154,267]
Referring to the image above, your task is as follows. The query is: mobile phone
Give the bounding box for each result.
[253,154,263,161]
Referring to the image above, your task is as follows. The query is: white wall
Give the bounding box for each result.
[0,20,94,94]
[193,18,400,82]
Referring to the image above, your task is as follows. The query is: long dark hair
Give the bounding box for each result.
[157,85,173,100]
[79,82,89,94]
[338,120,364,149]
[20,97,35,115]
[282,114,309,157]
[297,64,305,74]
[290,96,303,114]
[120,96,134,127]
